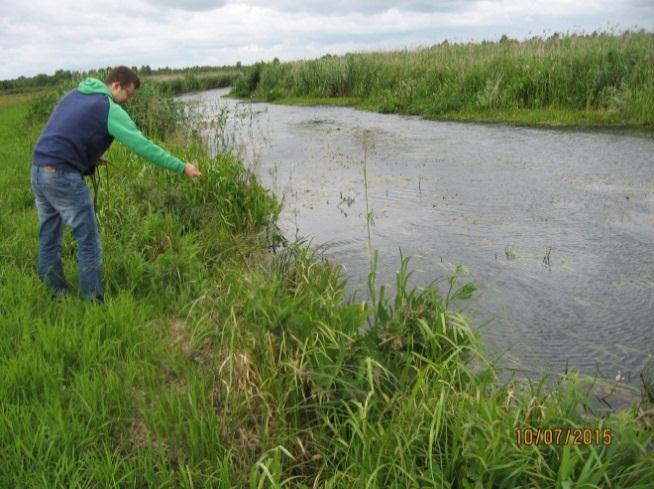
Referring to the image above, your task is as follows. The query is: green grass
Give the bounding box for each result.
[0,87,652,488]
[232,31,654,129]
[263,96,362,107]
[270,97,633,128]
[148,71,240,96]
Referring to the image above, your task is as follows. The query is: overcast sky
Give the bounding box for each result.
[1,0,652,79]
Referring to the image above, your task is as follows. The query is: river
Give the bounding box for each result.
[179,88,653,393]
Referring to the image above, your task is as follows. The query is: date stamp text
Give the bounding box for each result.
[515,428,613,446]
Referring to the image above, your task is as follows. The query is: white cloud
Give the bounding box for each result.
[146,0,471,14]
[149,0,229,11]
[1,0,651,79]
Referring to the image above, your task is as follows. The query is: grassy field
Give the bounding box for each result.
[0,87,653,487]
[231,31,654,128]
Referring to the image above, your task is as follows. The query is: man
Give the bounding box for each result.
[31,65,202,303]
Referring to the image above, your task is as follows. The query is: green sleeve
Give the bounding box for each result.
[107,102,186,174]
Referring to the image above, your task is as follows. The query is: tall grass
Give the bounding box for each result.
[0,87,652,487]
[233,31,654,127]
[150,71,239,96]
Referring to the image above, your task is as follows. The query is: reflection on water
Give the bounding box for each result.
[179,88,654,391]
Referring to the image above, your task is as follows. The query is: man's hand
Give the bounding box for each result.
[97,155,109,166]
[184,163,202,179]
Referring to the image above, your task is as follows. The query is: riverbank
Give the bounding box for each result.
[231,31,654,129]
[1,90,652,487]
[271,95,647,129]
[188,86,654,385]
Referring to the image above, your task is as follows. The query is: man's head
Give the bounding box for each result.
[105,66,140,104]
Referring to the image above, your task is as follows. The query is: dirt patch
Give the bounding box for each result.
[168,319,212,364]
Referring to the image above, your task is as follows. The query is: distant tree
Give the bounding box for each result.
[34,74,49,86]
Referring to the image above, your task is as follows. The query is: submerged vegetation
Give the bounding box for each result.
[0,75,653,487]
[232,30,654,128]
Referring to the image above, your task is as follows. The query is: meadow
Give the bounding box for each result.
[0,77,652,487]
[231,31,654,128]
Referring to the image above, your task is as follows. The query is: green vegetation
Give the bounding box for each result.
[0,69,78,94]
[232,31,654,128]
[149,71,240,96]
[1,84,652,487]
[1,65,242,96]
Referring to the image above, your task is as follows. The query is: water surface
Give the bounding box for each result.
[180,88,654,389]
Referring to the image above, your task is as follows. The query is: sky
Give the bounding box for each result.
[1,0,652,79]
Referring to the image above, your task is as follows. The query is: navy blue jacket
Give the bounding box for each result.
[33,89,114,176]
[32,77,186,176]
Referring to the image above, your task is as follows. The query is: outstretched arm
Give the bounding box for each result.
[107,102,200,178]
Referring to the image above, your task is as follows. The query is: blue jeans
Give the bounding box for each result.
[31,166,103,300]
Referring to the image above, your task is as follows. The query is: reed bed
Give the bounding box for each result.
[0,85,652,487]
[233,31,654,127]
[150,71,240,96]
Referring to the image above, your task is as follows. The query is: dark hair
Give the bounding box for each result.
[105,66,141,89]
